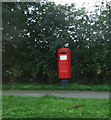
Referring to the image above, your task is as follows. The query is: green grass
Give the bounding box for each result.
[2,83,109,91]
[2,95,109,118]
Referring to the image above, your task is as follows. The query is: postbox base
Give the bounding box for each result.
[59,78,71,86]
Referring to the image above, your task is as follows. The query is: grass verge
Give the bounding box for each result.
[2,95,109,118]
[2,83,109,91]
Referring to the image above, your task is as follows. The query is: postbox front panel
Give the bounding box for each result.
[58,48,71,79]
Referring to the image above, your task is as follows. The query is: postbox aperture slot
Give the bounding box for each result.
[60,52,67,54]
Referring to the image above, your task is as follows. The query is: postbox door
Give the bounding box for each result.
[59,52,70,78]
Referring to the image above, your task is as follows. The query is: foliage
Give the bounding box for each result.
[2,2,111,84]
[2,95,109,118]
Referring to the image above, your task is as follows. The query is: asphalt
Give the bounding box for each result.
[2,90,110,99]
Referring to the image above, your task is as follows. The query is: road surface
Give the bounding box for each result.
[2,90,110,98]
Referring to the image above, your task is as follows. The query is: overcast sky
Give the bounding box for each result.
[48,0,110,11]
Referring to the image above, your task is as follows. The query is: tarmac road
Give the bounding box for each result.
[2,90,110,98]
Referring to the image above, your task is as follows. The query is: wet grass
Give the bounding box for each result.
[2,83,109,91]
[2,95,109,118]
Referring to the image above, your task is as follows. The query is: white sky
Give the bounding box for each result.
[48,0,111,11]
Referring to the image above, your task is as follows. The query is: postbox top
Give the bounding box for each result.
[58,48,70,51]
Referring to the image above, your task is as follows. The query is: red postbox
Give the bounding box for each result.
[58,48,71,85]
